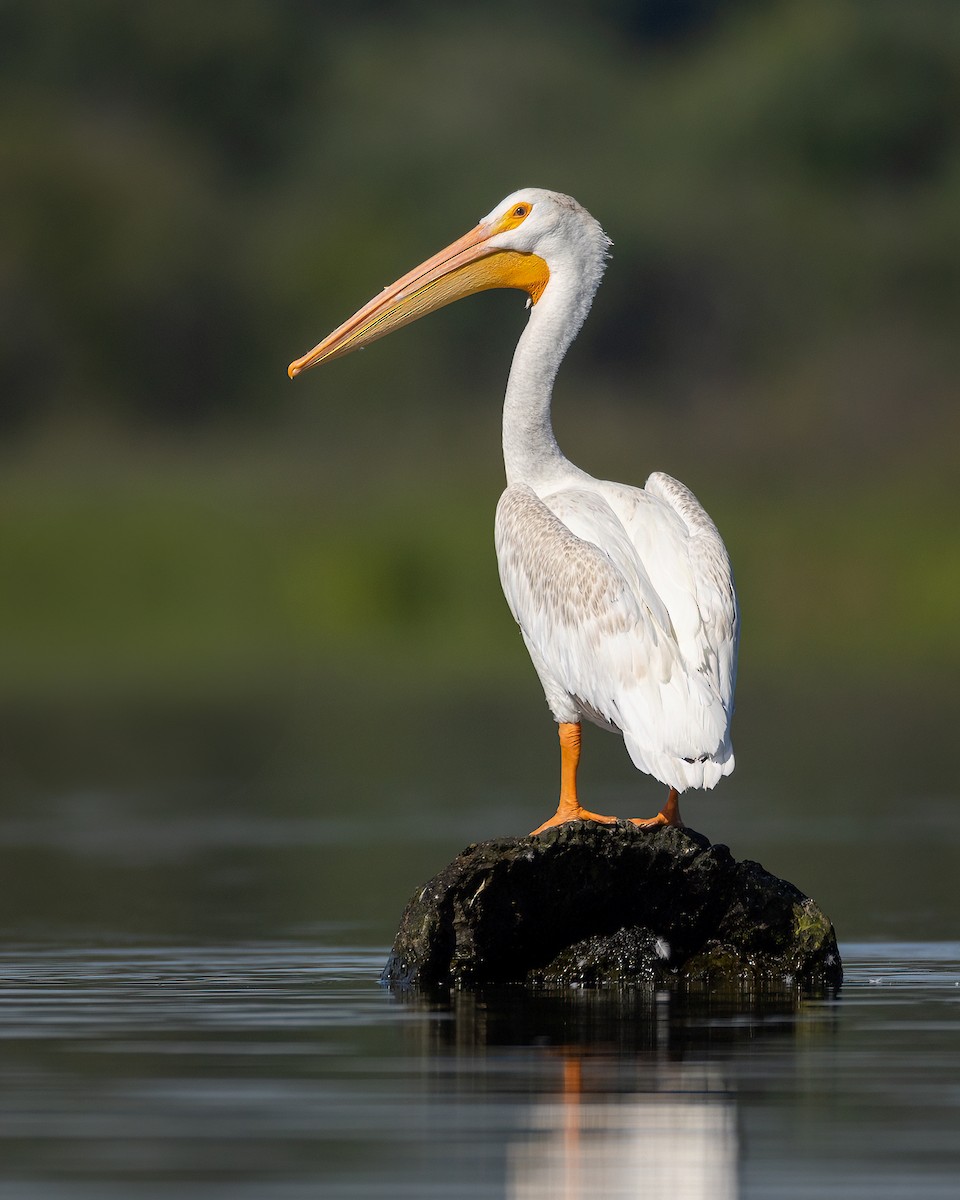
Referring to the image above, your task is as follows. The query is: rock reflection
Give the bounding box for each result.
[388,985,832,1199]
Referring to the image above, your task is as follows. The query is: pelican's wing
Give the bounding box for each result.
[635,472,739,710]
[495,483,731,787]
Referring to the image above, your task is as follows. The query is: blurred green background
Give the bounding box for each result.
[1,0,958,943]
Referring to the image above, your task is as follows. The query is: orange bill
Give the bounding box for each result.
[288,216,549,378]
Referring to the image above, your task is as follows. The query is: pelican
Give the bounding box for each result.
[288,189,739,834]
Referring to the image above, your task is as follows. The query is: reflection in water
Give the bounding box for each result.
[391,986,825,1200]
[507,1057,737,1200]
[0,942,955,1197]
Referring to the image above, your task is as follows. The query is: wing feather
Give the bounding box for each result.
[495,480,737,791]
[636,471,739,707]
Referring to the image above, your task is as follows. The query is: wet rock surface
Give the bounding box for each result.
[382,822,842,991]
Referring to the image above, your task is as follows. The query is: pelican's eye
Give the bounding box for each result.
[496,201,532,234]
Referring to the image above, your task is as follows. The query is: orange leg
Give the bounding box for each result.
[530,723,618,835]
[561,1056,582,1193]
[630,786,685,829]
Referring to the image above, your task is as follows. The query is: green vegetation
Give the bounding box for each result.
[1,452,956,704]
[1,0,958,708]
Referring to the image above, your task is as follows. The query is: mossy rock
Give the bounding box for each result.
[382,822,842,992]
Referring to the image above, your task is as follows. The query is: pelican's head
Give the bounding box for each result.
[287,189,610,378]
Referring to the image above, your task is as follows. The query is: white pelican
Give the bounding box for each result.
[289,189,739,834]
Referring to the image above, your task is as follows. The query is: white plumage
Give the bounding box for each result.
[495,474,737,792]
[289,188,739,831]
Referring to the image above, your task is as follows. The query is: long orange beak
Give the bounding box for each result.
[288,219,549,379]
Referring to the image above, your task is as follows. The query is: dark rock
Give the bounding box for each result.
[382,821,842,991]
[527,926,667,987]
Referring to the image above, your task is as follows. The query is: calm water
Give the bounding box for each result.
[0,937,957,1198]
[1,686,958,1197]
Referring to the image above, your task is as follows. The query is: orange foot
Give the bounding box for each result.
[531,805,617,836]
[630,787,684,829]
[531,722,620,836]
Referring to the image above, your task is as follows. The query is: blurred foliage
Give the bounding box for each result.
[1,0,958,712]
[4,0,959,432]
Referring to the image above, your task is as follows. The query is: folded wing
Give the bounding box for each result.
[494,477,738,791]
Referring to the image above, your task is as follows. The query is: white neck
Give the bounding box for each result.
[501,235,608,489]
